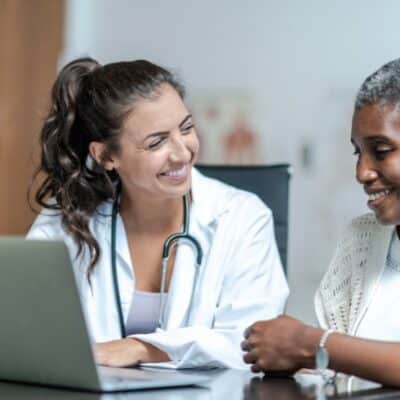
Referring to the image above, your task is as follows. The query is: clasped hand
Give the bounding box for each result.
[241,315,319,374]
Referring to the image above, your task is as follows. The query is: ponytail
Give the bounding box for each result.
[32,58,116,279]
[31,57,185,279]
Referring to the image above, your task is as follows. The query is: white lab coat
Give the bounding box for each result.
[27,168,289,369]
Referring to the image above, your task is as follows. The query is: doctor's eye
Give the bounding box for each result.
[148,137,167,150]
[181,123,195,134]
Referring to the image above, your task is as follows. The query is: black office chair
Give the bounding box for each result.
[196,164,290,275]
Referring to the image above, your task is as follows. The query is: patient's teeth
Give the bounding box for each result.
[368,190,391,201]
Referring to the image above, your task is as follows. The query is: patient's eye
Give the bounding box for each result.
[373,145,392,161]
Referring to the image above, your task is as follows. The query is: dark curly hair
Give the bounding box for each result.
[31,57,185,278]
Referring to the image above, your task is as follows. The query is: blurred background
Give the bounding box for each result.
[2,0,400,323]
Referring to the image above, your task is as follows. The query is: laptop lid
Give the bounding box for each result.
[0,238,209,392]
[0,238,101,390]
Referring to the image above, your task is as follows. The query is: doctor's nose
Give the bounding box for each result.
[169,136,191,164]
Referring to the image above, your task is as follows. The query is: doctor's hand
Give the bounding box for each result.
[95,338,170,367]
[242,315,323,374]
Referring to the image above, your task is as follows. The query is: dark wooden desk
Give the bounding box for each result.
[0,370,399,400]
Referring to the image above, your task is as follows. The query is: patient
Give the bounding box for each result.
[242,58,400,387]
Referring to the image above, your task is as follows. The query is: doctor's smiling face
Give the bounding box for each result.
[105,83,199,200]
[352,103,400,225]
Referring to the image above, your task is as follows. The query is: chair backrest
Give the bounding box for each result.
[196,164,290,275]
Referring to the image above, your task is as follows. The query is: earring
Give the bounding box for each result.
[85,154,96,169]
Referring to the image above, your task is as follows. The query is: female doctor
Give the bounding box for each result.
[27,57,289,369]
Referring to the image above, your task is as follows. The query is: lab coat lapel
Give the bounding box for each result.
[101,202,132,272]
[163,218,212,329]
[114,214,135,315]
[162,168,221,329]
[101,203,134,325]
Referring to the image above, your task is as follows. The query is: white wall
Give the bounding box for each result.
[63,0,400,323]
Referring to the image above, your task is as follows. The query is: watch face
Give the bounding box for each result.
[316,347,329,370]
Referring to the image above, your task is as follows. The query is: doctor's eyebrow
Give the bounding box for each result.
[143,114,193,140]
[179,114,193,128]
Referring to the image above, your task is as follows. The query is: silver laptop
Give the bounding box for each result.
[0,238,208,392]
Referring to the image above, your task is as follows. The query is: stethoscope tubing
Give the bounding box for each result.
[111,190,203,338]
[111,197,127,338]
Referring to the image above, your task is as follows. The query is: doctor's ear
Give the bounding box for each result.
[88,141,118,171]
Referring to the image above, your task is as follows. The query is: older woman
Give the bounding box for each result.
[242,58,400,387]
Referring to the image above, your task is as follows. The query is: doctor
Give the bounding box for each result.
[27,57,288,369]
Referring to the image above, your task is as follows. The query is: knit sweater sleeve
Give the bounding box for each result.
[314,213,377,333]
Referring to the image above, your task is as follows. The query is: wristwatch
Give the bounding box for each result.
[316,328,335,371]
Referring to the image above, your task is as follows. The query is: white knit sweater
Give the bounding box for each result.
[314,213,394,335]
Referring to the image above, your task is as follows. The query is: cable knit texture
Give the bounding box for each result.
[315,213,394,335]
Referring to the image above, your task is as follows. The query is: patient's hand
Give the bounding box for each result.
[95,338,170,367]
[241,315,322,374]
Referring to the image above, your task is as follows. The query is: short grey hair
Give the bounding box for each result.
[355,58,400,110]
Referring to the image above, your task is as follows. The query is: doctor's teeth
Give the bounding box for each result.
[165,166,186,177]
[368,190,390,201]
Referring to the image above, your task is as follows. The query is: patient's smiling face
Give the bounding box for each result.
[351,103,400,225]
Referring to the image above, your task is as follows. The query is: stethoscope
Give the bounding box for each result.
[111,190,203,338]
